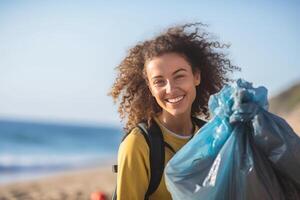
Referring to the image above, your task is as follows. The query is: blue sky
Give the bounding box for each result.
[0,0,299,126]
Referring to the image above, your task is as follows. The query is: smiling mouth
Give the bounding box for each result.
[165,95,185,104]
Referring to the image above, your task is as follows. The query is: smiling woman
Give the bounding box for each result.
[109,23,240,200]
[146,53,201,135]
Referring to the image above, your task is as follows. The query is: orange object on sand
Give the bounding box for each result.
[90,191,107,200]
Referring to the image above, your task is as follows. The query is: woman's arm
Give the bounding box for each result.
[117,128,151,200]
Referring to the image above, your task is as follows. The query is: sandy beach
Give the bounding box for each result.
[0,166,116,200]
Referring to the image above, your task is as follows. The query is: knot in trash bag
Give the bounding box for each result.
[209,79,268,123]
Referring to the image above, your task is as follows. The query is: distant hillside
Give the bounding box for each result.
[269,82,300,114]
[269,81,300,135]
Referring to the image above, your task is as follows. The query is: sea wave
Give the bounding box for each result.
[0,120,120,184]
[0,153,113,172]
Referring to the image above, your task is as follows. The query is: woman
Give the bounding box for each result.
[109,23,239,200]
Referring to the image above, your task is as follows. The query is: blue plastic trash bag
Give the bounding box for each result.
[165,79,300,200]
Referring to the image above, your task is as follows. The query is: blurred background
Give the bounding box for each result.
[0,0,299,199]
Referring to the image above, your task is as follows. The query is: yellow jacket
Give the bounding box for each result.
[117,119,199,200]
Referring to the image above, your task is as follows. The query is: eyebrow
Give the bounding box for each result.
[172,68,187,75]
[151,68,187,80]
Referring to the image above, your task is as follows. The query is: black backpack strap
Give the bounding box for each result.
[137,121,165,200]
[112,186,117,200]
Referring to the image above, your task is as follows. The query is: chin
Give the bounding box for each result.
[167,109,188,117]
[163,100,191,117]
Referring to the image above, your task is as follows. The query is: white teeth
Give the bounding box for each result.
[167,96,184,103]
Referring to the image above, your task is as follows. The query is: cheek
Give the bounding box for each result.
[154,91,164,102]
[149,86,162,100]
[148,83,157,97]
[188,84,198,101]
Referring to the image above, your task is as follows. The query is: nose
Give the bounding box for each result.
[165,80,175,94]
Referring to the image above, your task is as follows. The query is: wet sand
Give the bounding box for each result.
[0,166,116,200]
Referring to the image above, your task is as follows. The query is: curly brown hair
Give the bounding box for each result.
[109,23,240,131]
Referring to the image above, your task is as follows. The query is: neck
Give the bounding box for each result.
[157,112,194,136]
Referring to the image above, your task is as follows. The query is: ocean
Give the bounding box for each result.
[0,119,122,184]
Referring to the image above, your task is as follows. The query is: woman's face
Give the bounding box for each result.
[145,52,201,118]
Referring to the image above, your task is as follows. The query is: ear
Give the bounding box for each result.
[194,70,201,86]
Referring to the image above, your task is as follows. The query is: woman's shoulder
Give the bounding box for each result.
[119,126,150,155]
[123,126,147,142]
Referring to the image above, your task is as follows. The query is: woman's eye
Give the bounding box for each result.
[153,80,165,86]
[175,75,185,79]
